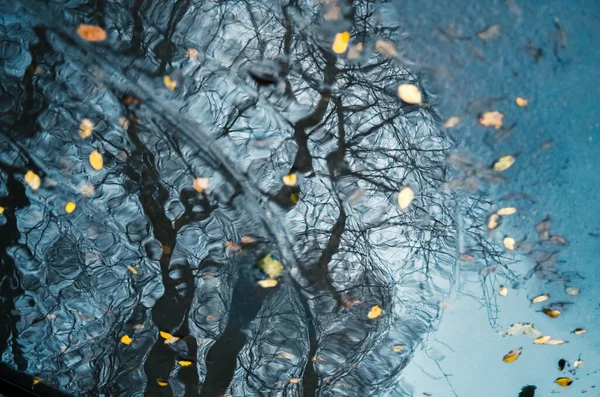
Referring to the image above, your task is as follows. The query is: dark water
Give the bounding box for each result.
[0,0,598,396]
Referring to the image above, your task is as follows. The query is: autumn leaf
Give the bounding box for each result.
[25,170,41,190]
[163,75,177,91]
[565,286,580,296]
[160,330,180,344]
[516,97,528,107]
[504,237,516,250]
[501,323,541,338]
[77,24,107,42]
[240,236,256,244]
[258,279,278,288]
[332,31,350,54]
[375,40,398,57]
[533,335,551,344]
[89,150,103,170]
[397,186,414,209]
[127,265,137,275]
[488,213,501,229]
[573,328,587,335]
[503,348,522,363]
[392,345,405,352]
[573,359,582,368]
[121,334,132,345]
[531,294,549,304]
[479,111,504,129]
[499,286,508,296]
[178,360,193,367]
[397,84,422,104]
[282,173,298,186]
[347,43,363,60]
[545,338,566,345]
[187,48,199,59]
[289,378,301,384]
[193,177,209,192]
[443,117,460,128]
[258,254,283,279]
[0,206,4,215]
[497,207,517,216]
[79,118,94,138]
[367,305,382,319]
[554,377,573,387]
[542,308,561,318]
[478,24,501,41]
[157,379,169,387]
[65,202,76,214]
[493,155,516,171]
[160,331,174,340]
[33,377,42,385]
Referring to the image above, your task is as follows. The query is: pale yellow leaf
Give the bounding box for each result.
[25,170,41,190]
[33,377,42,385]
[77,24,107,42]
[573,328,587,335]
[346,43,363,60]
[163,75,177,91]
[516,97,528,107]
[493,155,515,172]
[127,265,137,275]
[258,254,284,279]
[0,206,4,215]
[397,84,422,104]
[194,177,209,192]
[276,352,296,360]
[121,334,132,345]
[79,118,94,138]
[332,31,350,54]
[132,324,144,329]
[499,286,508,297]
[565,286,580,296]
[573,359,582,368]
[531,294,549,304]
[504,237,516,251]
[289,378,301,384]
[545,338,566,345]
[479,111,504,129]
[392,345,405,352]
[367,305,382,319]
[282,173,298,186]
[65,202,76,214]
[497,207,518,216]
[89,150,103,170]
[258,279,278,288]
[164,336,180,345]
[397,186,414,210]
[488,213,500,229]
[443,117,460,128]
[534,335,551,344]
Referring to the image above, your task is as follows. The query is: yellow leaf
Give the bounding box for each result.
[555,377,573,387]
[178,360,193,367]
[392,345,405,352]
[573,328,587,335]
[332,31,350,54]
[276,352,296,360]
[164,336,180,345]
[516,97,528,107]
[121,334,132,345]
[375,40,398,57]
[443,117,460,128]
[127,265,137,275]
[542,308,561,318]
[493,155,515,172]
[346,43,363,60]
[79,118,94,138]
[65,202,76,214]
[397,84,422,104]
[258,254,284,279]
[479,111,504,129]
[488,213,500,229]
[160,331,174,340]
[25,170,41,190]
[258,279,278,288]
[0,206,4,215]
[77,24,107,42]
[193,177,209,192]
[503,237,515,251]
[164,75,177,91]
[499,286,508,297]
[89,150,103,170]
[565,286,580,296]
[531,294,549,304]
[534,335,551,344]
[367,305,382,319]
[33,377,42,385]
[289,378,301,384]
[157,379,169,387]
[282,173,298,186]
[397,186,414,210]
[290,192,299,204]
[502,348,522,363]
[497,207,518,216]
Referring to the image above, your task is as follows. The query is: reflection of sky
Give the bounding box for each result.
[389,0,600,395]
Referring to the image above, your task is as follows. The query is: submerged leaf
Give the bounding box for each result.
[443,117,460,128]
[163,75,177,91]
[504,237,516,250]
[258,254,284,279]
[565,286,580,296]
[516,97,529,107]
[397,84,422,104]
[497,207,518,216]
[397,186,415,209]
[375,40,398,57]
[367,305,382,319]
[478,24,501,41]
[493,155,516,172]
[332,31,350,54]
[479,111,504,129]
[503,348,522,363]
[531,294,549,304]
[79,118,94,138]
[392,345,405,352]
[258,279,278,288]
[77,24,107,42]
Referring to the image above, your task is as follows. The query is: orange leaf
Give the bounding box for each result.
[89,150,103,170]
[77,24,107,42]
[258,279,278,288]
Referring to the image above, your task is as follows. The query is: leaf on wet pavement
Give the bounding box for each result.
[332,31,350,54]
[25,170,41,190]
[493,155,515,171]
[258,254,283,279]
[77,25,107,42]
[504,237,516,250]
[397,84,422,104]
[497,207,518,216]
[479,111,504,129]
[89,150,103,170]
[397,186,414,209]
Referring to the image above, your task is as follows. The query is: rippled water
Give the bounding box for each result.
[0,0,598,396]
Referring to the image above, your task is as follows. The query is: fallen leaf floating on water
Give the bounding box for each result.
[501,323,541,338]
[397,186,415,209]
[535,217,551,240]
[573,359,582,368]
[25,170,41,190]
[392,345,405,352]
[33,377,42,386]
[127,265,137,274]
[132,324,144,329]
[558,359,567,371]
[554,377,572,387]
[493,155,516,171]
[332,31,350,54]
[160,331,180,344]
[497,207,518,216]
[516,97,529,107]
[288,378,301,384]
[257,279,278,288]
[282,173,297,186]
[163,75,177,91]
[542,308,561,318]
[573,328,587,335]
[531,294,550,304]
[156,379,169,387]
[375,40,398,57]
[479,111,504,129]
[193,177,209,192]
[534,335,551,344]
[77,24,107,42]
[549,235,568,245]
[499,286,508,296]
[545,338,566,345]
[89,150,103,170]
[240,235,256,244]
[258,254,283,279]
[397,84,422,104]
[477,24,501,41]
[178,360,193,367]
[504,237,516,250]
[488,213,501,230]
[503,348,522,363]
[65,202,76,214]
[368,305,382,319]
[346,43,363,60]
[79,118,94,138]
[120,335,132,345]
[518,385,536,397]
[79,183,95,197]
[0,206,4,215]
[443,116,460,128]
[565,286,580,296]
[276,352,295,360]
